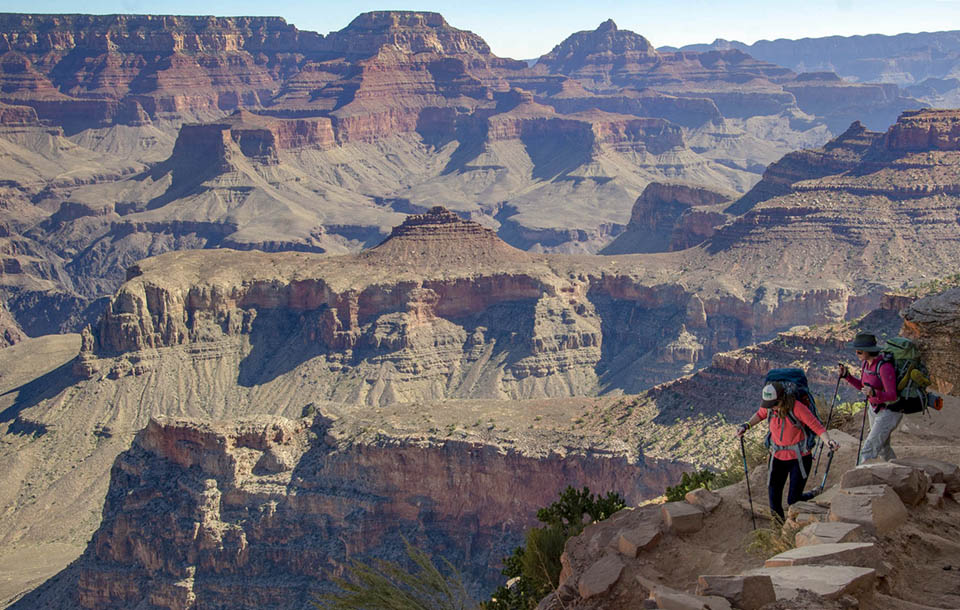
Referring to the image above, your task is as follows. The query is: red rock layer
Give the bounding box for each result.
[885,109,960,151]
[68,416,684,608]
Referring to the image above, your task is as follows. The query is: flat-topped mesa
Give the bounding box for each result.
[321,11,492,57]
[171,110,336,165]
[885,109,960,151]
[0,101,39,125]
[0,14,316,55]
[365,206,532,266]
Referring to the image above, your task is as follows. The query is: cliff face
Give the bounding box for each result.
[50,415,682,609]
[74,207,891,402]
[902,286,960,395]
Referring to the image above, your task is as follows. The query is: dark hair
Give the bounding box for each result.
[771,381,796,416]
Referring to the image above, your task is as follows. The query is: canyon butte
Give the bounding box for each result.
[0,10,933,337]
[1,9,960,610]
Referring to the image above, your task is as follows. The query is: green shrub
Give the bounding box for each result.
[746,517,799,559]
[483,486,626,610]
[664,437,767,500]
[665,470,716,502]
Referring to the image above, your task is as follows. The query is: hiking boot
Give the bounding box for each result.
[799,490,818,502]
[931,394,943,410]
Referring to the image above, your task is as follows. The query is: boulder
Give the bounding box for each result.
[927,482,947,508]
[578,554,624,599]
[661,501,704,534]
[696,574,776,610]
[829,485,908,535]
[795,522,865,547]
[651,587,732,609]
[840,463,930,506]
[685,488,722,513]
[744,565,876,601]
[615,523,663,557]
[764,542,879,571]
[891,457,960,493]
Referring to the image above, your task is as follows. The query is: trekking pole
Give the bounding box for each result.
[740,436,757,530]
[856,399,869,466]
[815,448,836,495]
[812,374,843,479]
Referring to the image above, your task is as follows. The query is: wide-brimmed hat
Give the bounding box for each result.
[760,383,781,408]
[848,332,881,352]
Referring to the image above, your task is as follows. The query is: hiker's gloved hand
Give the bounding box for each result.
[862,385,874,398]
[736,423,749,437]
[837,363,848,378]
[828,440,840,452]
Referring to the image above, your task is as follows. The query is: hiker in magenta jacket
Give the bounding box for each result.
[839,332,901,462]
[737,381,839,521]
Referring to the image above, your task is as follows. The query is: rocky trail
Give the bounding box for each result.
[549,396,960,609]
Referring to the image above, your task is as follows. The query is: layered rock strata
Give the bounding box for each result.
[40,415,681,609]
[75,207,895,402]
[601,182,735,254]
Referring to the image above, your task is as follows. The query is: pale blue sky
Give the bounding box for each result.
[5,1,960,59]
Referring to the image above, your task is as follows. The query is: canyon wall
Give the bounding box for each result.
[32,415,681,609]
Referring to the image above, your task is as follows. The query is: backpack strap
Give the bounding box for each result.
[766,411,809,479]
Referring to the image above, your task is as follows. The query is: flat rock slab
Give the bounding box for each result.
[578,554,624,599]
[696,574,776,610]
[829,485,908,535]
[891,457,960,493]
[841,463,929,506]
[795,522,865,547]
[765,542,878,570]
[651,587,732,609]
[661,501,704,534]
[615,523,662,557]
[685,487,722,513]
[745,565,876,601]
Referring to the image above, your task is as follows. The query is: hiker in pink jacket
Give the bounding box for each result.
[737,381,839,521]
[840,332,901,462]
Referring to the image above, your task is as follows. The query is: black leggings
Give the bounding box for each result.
[768,454,813,521]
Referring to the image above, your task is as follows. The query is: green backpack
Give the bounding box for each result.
[880,337,932,414]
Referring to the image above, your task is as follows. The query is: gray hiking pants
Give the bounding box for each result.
[860,407,902,462]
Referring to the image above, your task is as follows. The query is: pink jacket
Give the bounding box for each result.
[843,358,898,411]
[755,401,825,460]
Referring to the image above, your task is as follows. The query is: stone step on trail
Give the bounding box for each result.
[786,500,830,527]
[764,542,879,571]
[795,521,865,546]
[661,501,704,534]
[840,462,929,506]
[828,484,908,535]
[743,565,876,602]
[696,574,776,610]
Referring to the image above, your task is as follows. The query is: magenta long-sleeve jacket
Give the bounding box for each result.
[843,357,898,410]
